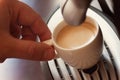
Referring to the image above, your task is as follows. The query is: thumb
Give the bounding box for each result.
[8,38,55,61]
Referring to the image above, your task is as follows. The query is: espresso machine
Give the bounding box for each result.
[0,0,120,80]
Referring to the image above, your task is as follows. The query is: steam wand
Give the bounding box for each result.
[60,0,92,26]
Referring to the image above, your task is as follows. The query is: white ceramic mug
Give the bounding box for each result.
[44,16,103,69]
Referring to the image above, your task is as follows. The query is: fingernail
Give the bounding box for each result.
[43,39,53,46]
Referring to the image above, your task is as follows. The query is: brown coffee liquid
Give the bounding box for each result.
[56,22,96,49]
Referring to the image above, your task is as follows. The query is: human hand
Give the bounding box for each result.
[0,0,55,62]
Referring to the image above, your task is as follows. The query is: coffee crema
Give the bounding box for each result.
[56,22,96,49]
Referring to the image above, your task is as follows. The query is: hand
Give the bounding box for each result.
[0,0,55,62]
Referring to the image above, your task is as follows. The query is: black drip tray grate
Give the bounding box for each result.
[48,42,118,80]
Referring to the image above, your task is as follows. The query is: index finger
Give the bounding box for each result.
[14,1,51,41]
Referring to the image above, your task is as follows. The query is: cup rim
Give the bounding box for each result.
[52,16,99,51]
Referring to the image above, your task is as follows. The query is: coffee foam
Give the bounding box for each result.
[56,22,96,49]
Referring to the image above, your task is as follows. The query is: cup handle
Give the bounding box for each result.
[54,51,60,59]
[42,39,59,59]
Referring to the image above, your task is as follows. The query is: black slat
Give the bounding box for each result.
[98,0,114,18]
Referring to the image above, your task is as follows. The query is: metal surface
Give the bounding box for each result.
[20,0,60,22]
[47,7,120,80]
[60,0,92,25]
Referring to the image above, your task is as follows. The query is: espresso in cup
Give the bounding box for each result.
[52,16,103,69]
[56,22,96,49]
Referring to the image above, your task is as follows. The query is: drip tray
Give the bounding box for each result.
[47,7,120,80]
[48,43,118,80]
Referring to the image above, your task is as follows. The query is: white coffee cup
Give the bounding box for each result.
[45,16,103,69]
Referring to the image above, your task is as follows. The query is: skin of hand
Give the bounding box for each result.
[0,0,55,62]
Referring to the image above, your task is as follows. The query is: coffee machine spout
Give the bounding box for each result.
[60,0,92,25]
